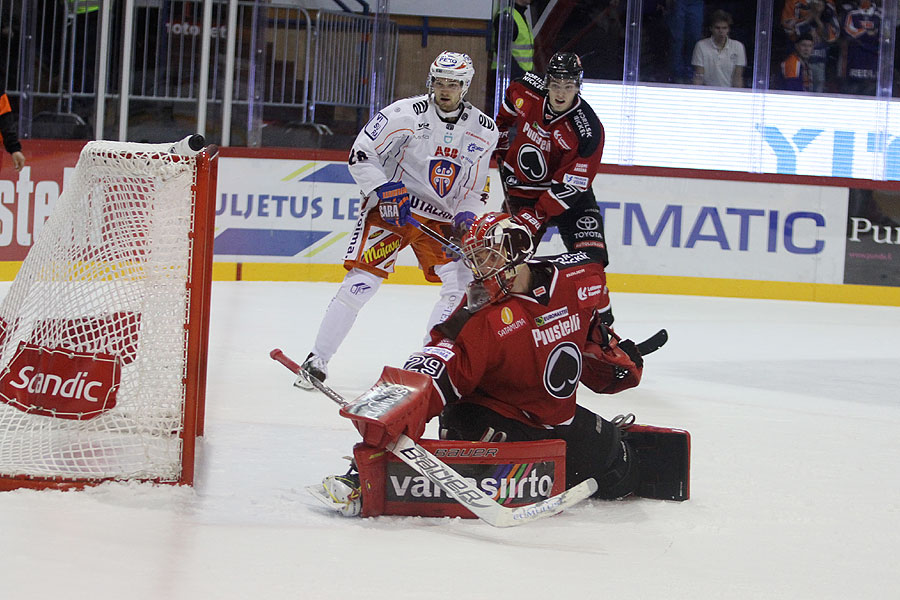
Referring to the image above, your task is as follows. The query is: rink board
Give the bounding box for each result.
[1,141,898,305]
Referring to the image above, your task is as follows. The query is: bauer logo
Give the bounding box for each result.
[384,460,558,504]
[0,342,120,420]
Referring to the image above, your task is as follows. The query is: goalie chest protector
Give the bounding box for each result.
[354,439,567,519]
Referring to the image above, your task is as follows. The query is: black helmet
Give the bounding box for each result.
[546,52,583,87]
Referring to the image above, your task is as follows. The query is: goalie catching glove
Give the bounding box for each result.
[376,181,412,226]
[338,366,440,448]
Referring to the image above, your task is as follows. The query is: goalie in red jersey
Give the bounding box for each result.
[319,213,672,517]
[495,52,609,267]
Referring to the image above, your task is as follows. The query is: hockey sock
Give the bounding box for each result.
[425,261,472,341]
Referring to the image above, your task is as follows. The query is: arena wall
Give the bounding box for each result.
[2,140,898,306]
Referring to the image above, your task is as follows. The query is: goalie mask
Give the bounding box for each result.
[427,51,475,99]
[461,212,535,308]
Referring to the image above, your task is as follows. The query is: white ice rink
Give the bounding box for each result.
[2,280,899,599]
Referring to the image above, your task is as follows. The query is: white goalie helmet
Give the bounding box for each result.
[427,51,475,98]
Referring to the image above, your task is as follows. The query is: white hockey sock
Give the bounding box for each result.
[425,261,472,343]
[312,268,382,362]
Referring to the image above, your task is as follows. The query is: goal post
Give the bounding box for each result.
[0,138,219,490]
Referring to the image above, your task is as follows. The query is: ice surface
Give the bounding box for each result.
[2,281,899,599]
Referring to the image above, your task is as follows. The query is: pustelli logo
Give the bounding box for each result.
[385,460,558,505]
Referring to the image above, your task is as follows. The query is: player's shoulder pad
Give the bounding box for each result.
[567,101,604,158]
[361,95,424,141]
[434,305,476,341]
[391,93,430,115]
[462,102,497,133]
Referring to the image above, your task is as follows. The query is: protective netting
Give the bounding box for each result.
[0,140,200,482]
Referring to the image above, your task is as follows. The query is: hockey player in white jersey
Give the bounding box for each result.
[297,51,499,387]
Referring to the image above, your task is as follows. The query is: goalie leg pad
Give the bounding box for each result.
[352,439,567,519]
[624,424,691,501]
[440,403,636,499]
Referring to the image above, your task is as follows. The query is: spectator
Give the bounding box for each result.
[781,32,815,91]
[782,0,840,92]
[667,0,705,84]
[640,0,671,83]
[840,0,881,96]
[489,0,535,111]
[0,86,25,173]
[691,10,747,88]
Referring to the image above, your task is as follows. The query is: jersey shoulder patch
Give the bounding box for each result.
[363,112,389,141]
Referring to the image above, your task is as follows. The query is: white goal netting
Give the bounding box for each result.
[0,139,212,485]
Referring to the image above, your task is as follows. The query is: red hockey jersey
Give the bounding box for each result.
[403,252,611,428]
[495,73,605,219]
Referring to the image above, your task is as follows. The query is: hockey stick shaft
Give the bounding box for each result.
[269,348,597,527]
[270,349,347,407]
[405,215,463,259]
[497,157,514,216]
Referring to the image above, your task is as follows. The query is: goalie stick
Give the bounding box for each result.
[269,348,598,527]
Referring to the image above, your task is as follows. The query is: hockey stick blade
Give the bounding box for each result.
[270,348,597,527]
[637,329,668,356]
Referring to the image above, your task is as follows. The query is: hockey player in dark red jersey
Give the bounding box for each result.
[495,52,609,267]
[317,213,652,515]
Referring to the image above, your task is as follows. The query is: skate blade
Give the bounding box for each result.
[306,483,346,512]
[293,369,315,390]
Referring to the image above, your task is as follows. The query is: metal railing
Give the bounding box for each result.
[310,9,398,122]
[1,0,399,145]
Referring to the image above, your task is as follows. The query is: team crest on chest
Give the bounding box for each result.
[429,159,459,198]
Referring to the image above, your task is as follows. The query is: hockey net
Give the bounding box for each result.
[0,139,217,490]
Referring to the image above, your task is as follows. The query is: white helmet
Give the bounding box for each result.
[427,51,475,98]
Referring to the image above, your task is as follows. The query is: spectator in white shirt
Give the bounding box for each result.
[691,10,746,88]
